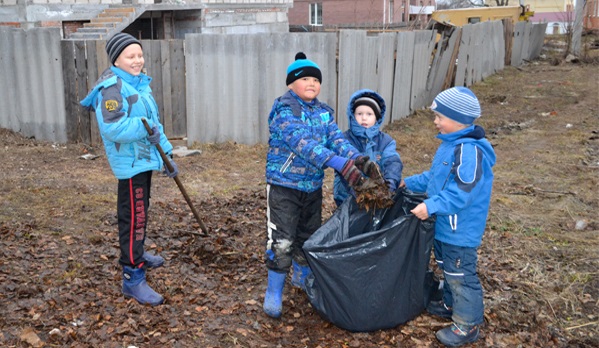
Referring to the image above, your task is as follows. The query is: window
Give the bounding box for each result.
[468,17,481,24]
[310,3,323,26]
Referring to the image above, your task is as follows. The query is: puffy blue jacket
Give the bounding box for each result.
[334,89,403,204]
[404,125,496,247]
[80,67,172,180]
[266,90,360,192]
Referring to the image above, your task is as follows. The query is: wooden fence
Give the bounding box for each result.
[0,21,547,145]
[61,39,186,145]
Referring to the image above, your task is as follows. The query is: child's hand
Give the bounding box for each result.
[399,179,406,188]
[411,203,429,220]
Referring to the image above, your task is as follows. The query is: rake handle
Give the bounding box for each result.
[141,118,208,235]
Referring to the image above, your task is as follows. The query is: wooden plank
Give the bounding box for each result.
[84,41,102,146]
[74,40,91,144]
[61,40,79,143]
[141,40,164,130]
[503,19,514,66]
[428,27,459,99]
[443,28,461,90]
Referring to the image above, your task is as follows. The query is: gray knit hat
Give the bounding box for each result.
[106,33,142,65]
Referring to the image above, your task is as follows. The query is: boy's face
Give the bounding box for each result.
[114,44,144,76]
[354,105,377,128]
[433,112,468,134]
[288,77,321,102]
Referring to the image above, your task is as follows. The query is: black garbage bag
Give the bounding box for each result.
[302,189,436,332]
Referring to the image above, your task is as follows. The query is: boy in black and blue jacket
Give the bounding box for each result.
[263,52,375,318]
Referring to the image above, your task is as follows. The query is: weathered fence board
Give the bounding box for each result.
[427,27,460,104]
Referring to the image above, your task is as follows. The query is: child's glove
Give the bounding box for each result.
[340,159,364,188]
[163,158,179,178]
[148,125,161,145]
[354,156,379,178]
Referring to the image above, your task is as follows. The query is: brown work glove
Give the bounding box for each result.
[354,155,379,179]
[340,159,364,189]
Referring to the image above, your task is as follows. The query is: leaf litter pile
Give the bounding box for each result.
[354,165,394,212]
[1,55,598,347]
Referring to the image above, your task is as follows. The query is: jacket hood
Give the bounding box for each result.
[347,89,386,139]
[80,66,151,109]
[438,125,496,167]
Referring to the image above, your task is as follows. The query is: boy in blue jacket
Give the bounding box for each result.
[333,89,403,206]
[263,52,374,318]
[401,87,496,347]
[81,33,178,306]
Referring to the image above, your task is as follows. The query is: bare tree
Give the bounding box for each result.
[439,0,485,9]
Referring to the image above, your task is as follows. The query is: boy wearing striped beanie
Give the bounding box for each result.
[400,86,496,347]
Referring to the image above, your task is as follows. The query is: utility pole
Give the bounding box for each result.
[571,0,587,56]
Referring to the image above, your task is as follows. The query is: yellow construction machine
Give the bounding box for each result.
[428,5,534,29]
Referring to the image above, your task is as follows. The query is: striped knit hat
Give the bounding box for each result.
[431,87,481,125]
[106,33,142,65]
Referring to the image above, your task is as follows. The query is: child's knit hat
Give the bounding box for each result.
[106,32,142,65]
[352,96,382,120]
[431,86,481,125]
[286,52,322,85]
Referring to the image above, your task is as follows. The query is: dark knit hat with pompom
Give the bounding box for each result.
[286,52,322,85]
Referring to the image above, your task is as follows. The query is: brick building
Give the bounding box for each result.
[288,0,436,30]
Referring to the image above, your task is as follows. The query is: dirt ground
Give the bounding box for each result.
[1,38,598,347]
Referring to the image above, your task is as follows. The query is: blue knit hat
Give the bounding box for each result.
[431,87,481,125]
[286,52,322,85]
[106,32,142,65]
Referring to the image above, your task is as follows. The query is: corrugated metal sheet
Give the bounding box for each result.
[392,31,416,120]
[185,32,337,145]
[0,28,67,142]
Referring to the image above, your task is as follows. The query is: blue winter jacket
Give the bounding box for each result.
[333,89,403,204]
[266,90,360,192]
[404,125,496,248]
[80,66,173,180]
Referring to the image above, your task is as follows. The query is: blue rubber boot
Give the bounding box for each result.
[143,251,165,269]
[263,270,286,318]
[122,266,164,306]
[291,261,312,290]
[436,323,480,347]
